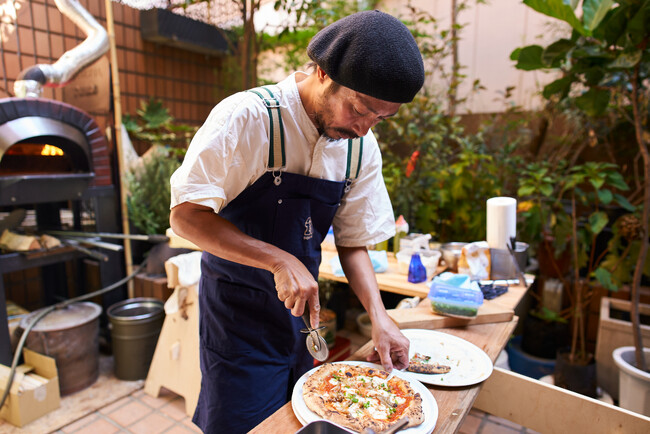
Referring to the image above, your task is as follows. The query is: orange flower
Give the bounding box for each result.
[406,150,420,178]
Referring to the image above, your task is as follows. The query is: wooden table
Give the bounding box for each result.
[320,248,530,329]
[319,248,436,298]
[251,248,530,433]
[251,318,518,434]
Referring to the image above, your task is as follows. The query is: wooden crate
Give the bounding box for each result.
[133,274,172,301]
[595,297,650,401]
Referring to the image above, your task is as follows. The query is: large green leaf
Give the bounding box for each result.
[597,188,613,204]
[575,88,610,116]
[518,185,536,196]
[583,0,615,31]
[614,194,636,212]
[524,0,588,35]
[594,267,618,290]
[542,39,574,66]
[583,67,605,86]
[626,3,647,46]
[510,47,522,61]
[607,171,630,191]
[593,6,628,45]
[515,45,546,70]
[589,211,608,234]
[543,75,574,99]
[540,184,554,197]
[608,50,643,68]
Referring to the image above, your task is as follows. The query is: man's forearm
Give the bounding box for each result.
[336,246,388,322]
[170,202,288,273]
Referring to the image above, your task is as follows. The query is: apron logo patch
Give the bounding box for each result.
[303,217,313,240]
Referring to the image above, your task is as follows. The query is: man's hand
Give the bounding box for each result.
[272,256,321,328]
[366,311,410,372]
[170,202,321,327]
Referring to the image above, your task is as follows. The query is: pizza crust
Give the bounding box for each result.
[302,363,424,433]
[407,362,451,374]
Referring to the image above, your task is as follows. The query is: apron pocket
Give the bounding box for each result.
[199,276,269,356]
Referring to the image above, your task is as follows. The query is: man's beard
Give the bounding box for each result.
[313,84,358,141]
[313,109,358,141]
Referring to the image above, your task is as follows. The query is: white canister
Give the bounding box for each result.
[486,197,517,250]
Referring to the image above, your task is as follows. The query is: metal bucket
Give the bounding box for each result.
[490,242,529,280]
[20,302,102,395]
[107,298,164,381]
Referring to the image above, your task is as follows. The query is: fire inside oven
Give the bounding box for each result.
[0,141,73,175]
[0,100,104,206]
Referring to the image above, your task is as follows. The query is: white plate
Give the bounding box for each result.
[291,361,438,434]
[401,329,493,387]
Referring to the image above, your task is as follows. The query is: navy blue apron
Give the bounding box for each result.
[193,86,363,433]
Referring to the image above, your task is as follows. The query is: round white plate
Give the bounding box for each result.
[291,361,438,434]
[400,329,493,387]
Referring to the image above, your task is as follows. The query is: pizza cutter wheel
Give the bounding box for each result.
[300,307,329,362]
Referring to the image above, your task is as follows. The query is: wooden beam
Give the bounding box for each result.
[474,367,650,433]
[105,0,134,297]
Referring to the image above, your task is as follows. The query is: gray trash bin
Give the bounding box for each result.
[108,298,164,381]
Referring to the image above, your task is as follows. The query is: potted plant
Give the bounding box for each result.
[123,99,196,268]
[512,0,649,407]
[518,158,632,396]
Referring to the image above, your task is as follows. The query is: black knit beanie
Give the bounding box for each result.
[307,10,425,103]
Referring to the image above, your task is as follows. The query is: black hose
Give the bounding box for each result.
[0,258,149,409]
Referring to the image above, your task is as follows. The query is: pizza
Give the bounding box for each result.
[406,352,451,374]
[302,363,424,432]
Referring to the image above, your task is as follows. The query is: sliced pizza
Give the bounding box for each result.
[407,352,451,374]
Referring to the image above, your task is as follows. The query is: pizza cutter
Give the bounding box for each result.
[300,303,329,361]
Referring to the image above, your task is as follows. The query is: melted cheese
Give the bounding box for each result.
[324,367,410,423]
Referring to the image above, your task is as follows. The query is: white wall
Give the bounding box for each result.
[385,0,568,113]
[255,0,569,114]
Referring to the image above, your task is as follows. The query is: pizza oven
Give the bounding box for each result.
[0,97,112,206]
[0,97,124,365]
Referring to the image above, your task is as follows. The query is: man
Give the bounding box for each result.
[169,10,424,433]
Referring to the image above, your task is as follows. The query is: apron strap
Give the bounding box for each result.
[248,86,286,173]
[249,86,363,190]
[344,137,363,192]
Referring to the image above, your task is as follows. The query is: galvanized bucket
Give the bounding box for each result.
[107,298,164,381]
[20,302,102,395]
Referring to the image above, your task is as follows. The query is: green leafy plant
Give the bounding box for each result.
[124,99,196,235]
[518,158,633,365]
[123,98,195,149]
[126,146,184,235]
[513,0,649,372]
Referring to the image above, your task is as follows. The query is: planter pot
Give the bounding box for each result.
[539,374,614,405]
[613,346,650,416]
[554,349,597,398]
[595,297,650,401]
[521,314,570,359]
[506,335,556,379]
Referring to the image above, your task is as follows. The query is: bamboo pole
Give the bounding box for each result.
[104,0,134,298]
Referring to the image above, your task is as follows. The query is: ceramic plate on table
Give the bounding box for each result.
[400,329,493,387]
[291,361,438,434]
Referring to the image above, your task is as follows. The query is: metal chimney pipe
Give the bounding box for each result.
[13,0,109,98]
